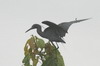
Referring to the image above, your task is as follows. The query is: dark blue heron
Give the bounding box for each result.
[26,18,90,48]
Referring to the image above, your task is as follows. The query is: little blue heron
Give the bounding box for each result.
[26,18,90,48]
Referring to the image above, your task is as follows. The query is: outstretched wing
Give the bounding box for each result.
[42,21,66,37]
[59,18,91,33]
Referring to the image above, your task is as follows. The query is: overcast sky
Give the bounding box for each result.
[0,0,100,66]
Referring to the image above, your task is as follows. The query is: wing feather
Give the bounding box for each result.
[59,18,91,33]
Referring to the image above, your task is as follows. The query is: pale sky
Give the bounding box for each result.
[0,0,100,66]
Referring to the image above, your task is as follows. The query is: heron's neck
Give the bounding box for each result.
[36,26,44,37]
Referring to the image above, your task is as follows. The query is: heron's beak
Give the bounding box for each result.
[25,28,32,33]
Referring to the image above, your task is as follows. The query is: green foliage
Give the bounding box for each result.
[22,35,65,66]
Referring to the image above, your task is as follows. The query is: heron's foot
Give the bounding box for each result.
[53,44,59,50]
[57,46,59,49]
[53,46,59,51]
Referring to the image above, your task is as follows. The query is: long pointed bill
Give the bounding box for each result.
[25,28,32,33]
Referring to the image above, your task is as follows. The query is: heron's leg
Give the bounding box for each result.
[50,42,59,50]
[56,42,59,49]
[51,42,56,48]
[51,42,59,49]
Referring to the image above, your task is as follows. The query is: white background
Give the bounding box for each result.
[0,0,100,66]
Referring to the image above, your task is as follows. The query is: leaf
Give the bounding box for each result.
[32,57,39,66]
[41,56,57,66]
[29,50,39,66]
[57,52,65,66]
[24,44,29,55]
[42,49,65,66]
[22,54,31,66]
[36,38,45,48]
[28,36,36,49]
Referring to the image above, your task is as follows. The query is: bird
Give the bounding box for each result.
[25,18,90,48]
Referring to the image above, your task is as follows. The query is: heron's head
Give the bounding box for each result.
[25,24,40,33]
